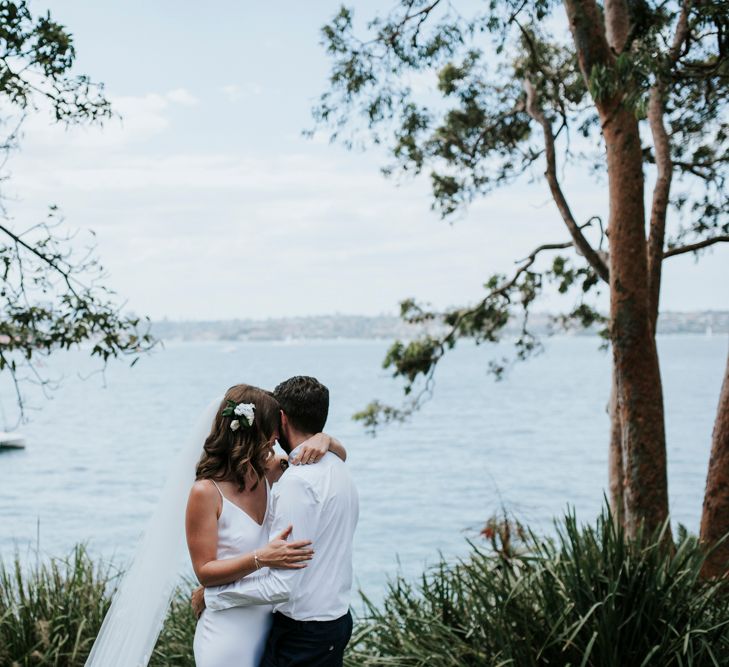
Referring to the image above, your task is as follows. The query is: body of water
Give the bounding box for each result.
[0,335,725,600]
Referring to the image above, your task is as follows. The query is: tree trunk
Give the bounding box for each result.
[608,363,625,527]
[564,0,670,537]
[700,342,729,578]
[603,108,670,538]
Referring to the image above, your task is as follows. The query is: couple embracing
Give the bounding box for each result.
[85,376,358,667]
[189,376,359,666]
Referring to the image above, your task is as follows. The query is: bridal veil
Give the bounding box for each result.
[85,398,220,667]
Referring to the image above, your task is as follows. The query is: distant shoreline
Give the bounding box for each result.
[153,333,725,346]
[149,311,728,343]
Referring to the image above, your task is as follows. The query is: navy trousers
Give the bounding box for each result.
[260,611,353,667]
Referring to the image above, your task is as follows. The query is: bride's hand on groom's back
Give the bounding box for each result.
[258,525,314,570]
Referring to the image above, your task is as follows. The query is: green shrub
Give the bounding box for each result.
[346,509,729,667]
[0,545,115,666]
[0,546,195,666]
[3,509,728,666]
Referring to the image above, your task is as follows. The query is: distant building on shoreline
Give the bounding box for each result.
[150,310,729,343]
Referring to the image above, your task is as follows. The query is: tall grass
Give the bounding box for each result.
[346,509,729,667]
[0,546,195,666]
[0,546,113,666]
[2,509,728,666]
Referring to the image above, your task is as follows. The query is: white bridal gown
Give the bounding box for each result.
[193,480,273,667]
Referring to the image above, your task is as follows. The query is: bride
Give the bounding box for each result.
[84,383,344,667]
[188,384,345,666]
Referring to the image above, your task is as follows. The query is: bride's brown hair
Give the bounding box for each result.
[195,384,280,491]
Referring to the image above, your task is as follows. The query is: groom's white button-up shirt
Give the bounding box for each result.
[205,451,359,621]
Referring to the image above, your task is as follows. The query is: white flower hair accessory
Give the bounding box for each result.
[222,400,255,430]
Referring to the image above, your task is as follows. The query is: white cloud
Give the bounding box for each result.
[220,83,263,102]
[17,88,203,155]
[4,84,726,320]
[165,88,199,106]
[220,84,242,101]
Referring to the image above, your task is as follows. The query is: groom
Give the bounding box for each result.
[203,375,359,666]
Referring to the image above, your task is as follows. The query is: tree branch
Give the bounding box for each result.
[0,221,81,298]
[444,235,583,340]
[646,89,671,329]
[563,0,614,82]
[356,232,588,431]
[646,1,693,330]
[604,0,632,52]
[469,101,526,160]
[523,79,610,283]
[512,20,569,129]
[663,235,729,258]
[667,1,692,63]
[373,0,443,48]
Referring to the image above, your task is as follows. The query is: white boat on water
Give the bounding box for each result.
[0,431,25,449]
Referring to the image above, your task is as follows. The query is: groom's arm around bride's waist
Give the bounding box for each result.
[205,473,318,611]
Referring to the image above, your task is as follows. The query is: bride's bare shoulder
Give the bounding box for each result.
[188,479,220,506]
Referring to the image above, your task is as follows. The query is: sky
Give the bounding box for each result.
[8,1,727,320]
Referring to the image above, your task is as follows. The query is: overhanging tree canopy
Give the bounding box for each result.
[0,1,155,418]
[314,0,728,563]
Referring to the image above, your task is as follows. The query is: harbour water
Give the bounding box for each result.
[0,335,725,600]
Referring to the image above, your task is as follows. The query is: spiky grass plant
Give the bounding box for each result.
[3,508,728,666]
[346,508,729,667]
[0,546,196,666]
[0,545,117,666]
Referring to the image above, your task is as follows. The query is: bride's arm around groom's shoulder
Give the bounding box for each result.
[288,433,347,466]
[263,432,346,486]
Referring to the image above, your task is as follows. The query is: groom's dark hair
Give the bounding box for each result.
[273,375,329,434]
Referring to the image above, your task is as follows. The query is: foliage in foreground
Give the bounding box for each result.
[2,509,729,666]
[346,509,729,667]
[0,545,196,666]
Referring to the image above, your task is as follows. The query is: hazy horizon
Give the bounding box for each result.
[147,308,728,321]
